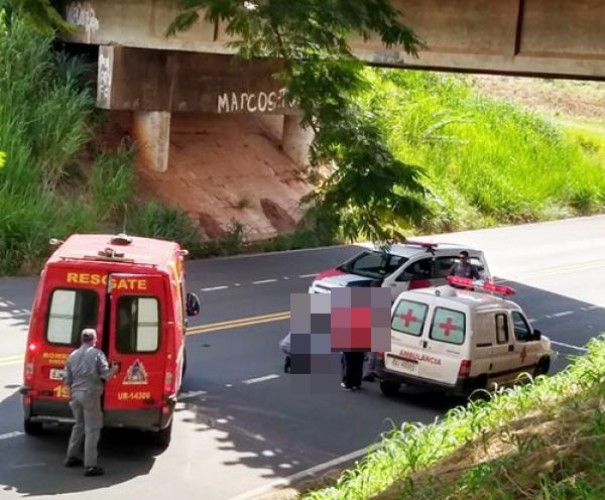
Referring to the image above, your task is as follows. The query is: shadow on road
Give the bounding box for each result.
[171,279,605,484]
[0,391,161,496]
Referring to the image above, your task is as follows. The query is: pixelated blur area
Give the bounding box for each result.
[289,293,338,377]
[288,289,391,379]
[331,288,391,352]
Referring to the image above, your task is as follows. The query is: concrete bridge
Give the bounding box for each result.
[59,0,605,173]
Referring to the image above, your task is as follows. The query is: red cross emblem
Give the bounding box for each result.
[520,346,527,363]
[398,309,419,327]
[438,317,459,337]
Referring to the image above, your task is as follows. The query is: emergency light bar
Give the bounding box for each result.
[446,275,516,296]
[405,240,438,248]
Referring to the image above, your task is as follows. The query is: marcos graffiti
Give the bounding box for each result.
[217,88,293,114]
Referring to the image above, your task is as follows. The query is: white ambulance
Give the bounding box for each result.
[377,276,555,398]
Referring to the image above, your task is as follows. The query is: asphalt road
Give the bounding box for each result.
[0,216,604,500]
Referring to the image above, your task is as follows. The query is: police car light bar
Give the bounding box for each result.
[446,276,516,296]
[405,240,438,248]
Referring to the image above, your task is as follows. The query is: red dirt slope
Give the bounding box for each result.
[114,112,314,241]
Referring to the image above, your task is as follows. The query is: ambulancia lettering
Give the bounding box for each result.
[399,350,442,365]
[65,273,148,291]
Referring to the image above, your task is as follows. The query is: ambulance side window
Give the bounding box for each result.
[391,299,427,336]
[116,296,160,353]
[46,289,99,346]
[496,313,509,344]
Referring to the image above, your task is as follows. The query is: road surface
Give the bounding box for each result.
[0,215,604,499]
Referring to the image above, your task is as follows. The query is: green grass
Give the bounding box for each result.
[301,336,605,500]
[0,17,201,275]
[356,70,605,234]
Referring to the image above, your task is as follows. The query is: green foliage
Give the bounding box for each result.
[360,69,605,230]
[127,201,201,253]
[0,17,153,275]
[253,204,340,252]
[90,148,137,218]
[1,0,78,35]
[307,103,431,242]
[303,336,605,500]
[168,0,429,244]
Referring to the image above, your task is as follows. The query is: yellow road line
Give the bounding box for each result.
[0,355,24,362]
[0,312,291,367]
[0,356,23,367]
[187,312,290,335]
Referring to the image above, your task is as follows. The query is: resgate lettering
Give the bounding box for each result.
[65,273,148,291]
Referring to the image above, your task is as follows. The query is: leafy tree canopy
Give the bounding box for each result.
[168,0,432,243]
[0,0,76,35]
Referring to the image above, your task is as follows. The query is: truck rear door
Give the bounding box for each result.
[103,274,167,411]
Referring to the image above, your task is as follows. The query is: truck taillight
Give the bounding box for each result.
[164,372,174,396]
[458,359,472,378]
[24,362,34,384]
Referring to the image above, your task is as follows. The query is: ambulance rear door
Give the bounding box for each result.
[103,273,167,414]
[386,297,431,379]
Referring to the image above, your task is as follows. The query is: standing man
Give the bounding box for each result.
[449,251,481,280]
[63,328,117,477]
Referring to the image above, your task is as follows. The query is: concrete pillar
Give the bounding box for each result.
[131,111,171,173]
[281,115,314,168]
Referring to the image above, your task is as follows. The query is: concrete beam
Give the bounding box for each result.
[98,46,297,114]
[131,111,171,172]
[62,0,605,79]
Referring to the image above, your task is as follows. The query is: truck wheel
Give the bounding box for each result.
[380,381,400,397]
[24,418,43,436]
[535,356,551,377]
[154,421,173,448]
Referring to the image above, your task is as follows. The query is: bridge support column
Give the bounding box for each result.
[131,111,171,173]
[282,115,314,168]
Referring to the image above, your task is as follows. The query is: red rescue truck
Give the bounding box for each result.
[19,233,200,446]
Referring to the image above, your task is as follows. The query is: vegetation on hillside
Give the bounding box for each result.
[1,1,605,272]
[299,336,605,500]
[359,70,605,233]
[0,16,199,275]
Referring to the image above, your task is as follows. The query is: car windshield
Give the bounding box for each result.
[337,250,408,279]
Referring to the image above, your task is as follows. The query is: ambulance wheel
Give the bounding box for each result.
[467,375,489,402]
[24,418,43,436]
[155,422,173,448]
[380,381,401,397]
[535,356,551,377]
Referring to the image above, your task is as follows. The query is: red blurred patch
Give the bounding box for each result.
[316,268,346,280]
[408,279,432,290]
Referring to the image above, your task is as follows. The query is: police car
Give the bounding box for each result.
[308,241,491,301]
[377,276,555,398]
